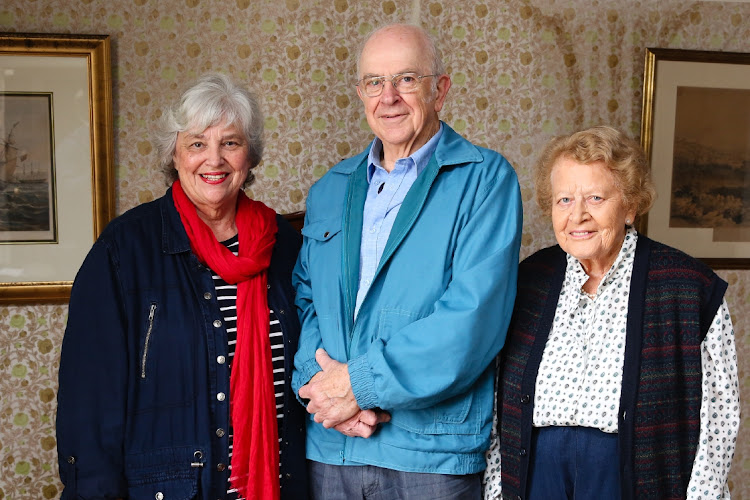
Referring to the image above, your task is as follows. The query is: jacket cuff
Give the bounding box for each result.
[348,355,378,410]
[291,358,322,399]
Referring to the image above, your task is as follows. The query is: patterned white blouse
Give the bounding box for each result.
[484,228,740,500]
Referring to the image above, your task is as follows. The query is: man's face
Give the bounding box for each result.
[357,27,451,160]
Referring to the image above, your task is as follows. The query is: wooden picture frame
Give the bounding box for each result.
[639,48,750,269]
[0,33,115,302]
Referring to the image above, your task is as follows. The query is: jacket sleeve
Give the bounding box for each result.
[290,209,324,399]
[348,162,523,411]
[56,238,129,499]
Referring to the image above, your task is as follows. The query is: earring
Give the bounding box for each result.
[626,219,631,225]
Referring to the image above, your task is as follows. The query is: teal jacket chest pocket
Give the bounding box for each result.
[301,217,341,243]
[301,217,343,279]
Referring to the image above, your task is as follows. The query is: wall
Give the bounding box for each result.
[1,0,749,498]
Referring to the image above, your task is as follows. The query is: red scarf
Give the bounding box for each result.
[172,180,280,500]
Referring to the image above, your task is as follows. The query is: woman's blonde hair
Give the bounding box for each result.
[534,125,656,218]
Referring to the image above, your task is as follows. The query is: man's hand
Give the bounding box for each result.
[298,349,360,428]
[334,409,391,438]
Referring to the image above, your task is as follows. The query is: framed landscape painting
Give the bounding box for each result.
[640,48,750,269]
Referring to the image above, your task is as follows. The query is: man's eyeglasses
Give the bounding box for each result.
[355,72,437,97]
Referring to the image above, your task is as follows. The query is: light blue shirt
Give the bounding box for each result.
[355,125,444,317]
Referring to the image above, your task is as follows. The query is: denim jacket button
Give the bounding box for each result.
[216,428,225,437]
[217,392,226,401]
[155,492,164,500]
[67,456,75,464]
[217,355,226,364]
[203,292,212,300]
[217,463,226,471]
[213,319,222,328]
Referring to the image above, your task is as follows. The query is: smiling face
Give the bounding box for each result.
[173,121,250,222]
[357,26,451,166]
[550,157,636,275]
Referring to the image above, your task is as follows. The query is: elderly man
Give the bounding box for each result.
[292,23,522,499]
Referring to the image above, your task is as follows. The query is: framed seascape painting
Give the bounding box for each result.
[0,93,56,243]
[0,33,115,302]
[640,48,750,269]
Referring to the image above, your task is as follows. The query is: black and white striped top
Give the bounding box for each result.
[212,236,284,500]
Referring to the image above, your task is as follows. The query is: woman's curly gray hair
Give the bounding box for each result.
[154,73,264,187]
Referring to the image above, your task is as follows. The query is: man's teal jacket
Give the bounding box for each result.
[292,123,523,474]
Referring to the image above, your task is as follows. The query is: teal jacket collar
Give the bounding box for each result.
[329,122,483,176]
[335,122,484,322]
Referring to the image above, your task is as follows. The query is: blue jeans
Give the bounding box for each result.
[527,426,621,500]
[308,460,481,500]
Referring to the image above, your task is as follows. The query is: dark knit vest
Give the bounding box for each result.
[497,235,727,500]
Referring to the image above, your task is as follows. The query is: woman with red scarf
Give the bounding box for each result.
[56,73,308,500]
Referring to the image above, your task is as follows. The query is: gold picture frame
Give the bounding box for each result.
[0,33,115,302]
[640,48,750,270]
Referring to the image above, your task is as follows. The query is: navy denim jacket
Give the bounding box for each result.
[56,188,308,500]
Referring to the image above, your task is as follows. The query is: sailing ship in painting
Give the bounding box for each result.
[0,121,52,233]
[1,121,48,184]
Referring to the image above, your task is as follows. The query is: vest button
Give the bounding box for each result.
[520,394,530,404]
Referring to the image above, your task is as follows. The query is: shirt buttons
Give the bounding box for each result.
[155,492,164,500]
[213,319,222,328]
[203,292,212,300]
[217,355,226,364]
[323,231,330,238]
[67,456,76,464]
[216,428,225,437]
[217,392,226,401]
[519,448,527,456]
[217,463,227,472]
[520,394,531,404]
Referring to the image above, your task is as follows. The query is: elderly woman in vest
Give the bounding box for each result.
[484,126,739,500]
[57,73,307,500]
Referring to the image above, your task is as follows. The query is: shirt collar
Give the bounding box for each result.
[565,227,639,291]
[366,123,444,183]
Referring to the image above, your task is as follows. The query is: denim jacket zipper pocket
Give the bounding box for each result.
[141,303,157,379]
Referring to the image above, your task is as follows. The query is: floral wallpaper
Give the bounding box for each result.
[1,0,750,498]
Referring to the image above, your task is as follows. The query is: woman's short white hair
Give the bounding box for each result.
[155,73,264,186]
